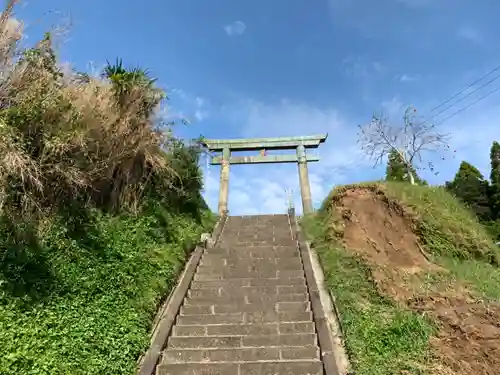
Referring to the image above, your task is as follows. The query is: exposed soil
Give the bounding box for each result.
[336,189,440,300]
[412,297,500,375]
[333,188,500,375]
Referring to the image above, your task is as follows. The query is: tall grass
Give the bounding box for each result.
[0,1,186,222]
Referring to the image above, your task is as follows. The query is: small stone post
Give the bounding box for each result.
[296,144,313,214]
[218,147,230,215]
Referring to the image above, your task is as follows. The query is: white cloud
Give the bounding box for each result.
[397,74,419,82]
[456,25,483,45]
[221,98,345,137]
[171,88,188,100]
[194,96,209,121]
[342,55,385,79]
[195,97,205,107]
[169,89,210,123]
[194,110,208,122]
[437,105,500,180]
[223,21,246,36]
[380,96,406,118]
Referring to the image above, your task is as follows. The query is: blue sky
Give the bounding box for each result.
[13,0,500,214]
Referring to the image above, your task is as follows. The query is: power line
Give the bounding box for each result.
[426,72,500,123]
[434,84,500,126]
[426,59,500,116]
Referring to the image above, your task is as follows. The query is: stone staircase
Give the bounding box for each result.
[156,214,324,375]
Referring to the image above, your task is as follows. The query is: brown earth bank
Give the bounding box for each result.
[333,188,500,375]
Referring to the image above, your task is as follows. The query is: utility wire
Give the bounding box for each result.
[425,54,500,116]
[415,53,500,125]
[427,64,500,113]
[425,72,500,123]
[434,84,500,126]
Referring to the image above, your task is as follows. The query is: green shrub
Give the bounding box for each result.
[0,207,212,374]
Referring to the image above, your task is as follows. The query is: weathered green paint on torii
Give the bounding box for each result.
[202,134,327,151]
[201,134,327,215]
[210,154,320,165]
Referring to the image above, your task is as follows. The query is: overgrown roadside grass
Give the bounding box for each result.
[0,205,215,375]
[303,181,500,375]
[302,214,436,375]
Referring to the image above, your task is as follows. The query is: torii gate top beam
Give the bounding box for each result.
[201,134,328,152]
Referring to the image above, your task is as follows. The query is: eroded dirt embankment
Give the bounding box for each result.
[334,188,500,375]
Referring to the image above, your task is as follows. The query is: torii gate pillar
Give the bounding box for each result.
[218,147,230,215]
[296,144,313,214]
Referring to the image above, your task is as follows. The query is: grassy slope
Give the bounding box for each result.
[0,205,214,375]
[303,182,500,375]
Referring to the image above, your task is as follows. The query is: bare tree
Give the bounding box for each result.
[357,106,450,185]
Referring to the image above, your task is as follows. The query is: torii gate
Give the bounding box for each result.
[201,134,327,215]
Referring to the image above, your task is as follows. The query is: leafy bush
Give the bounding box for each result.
[0,208,212,374]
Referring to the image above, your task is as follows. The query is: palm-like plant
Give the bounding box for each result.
[102,58,165,116]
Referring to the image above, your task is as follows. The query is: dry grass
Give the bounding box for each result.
[0,1,177,221]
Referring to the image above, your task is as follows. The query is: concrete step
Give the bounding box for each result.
[199,256,303,268]
[197,261,303,272]
[176,311,312,326]
[221,231,291,236]
[162,346,320,363]
[194,270,304,281]
[157,360,323,375]
[195,267,304,278]
[226,237,292,242]
[206,244,296,249]
[190,277,306,289]
[202,254,301,263]
[219,238,296,242]
[167,334,318,349]
[184,293,309,306]
[206,247,299,257]
[217,241,298,247]
[171,322,316,337]
[180,301,310,315]
[187,284,308,298]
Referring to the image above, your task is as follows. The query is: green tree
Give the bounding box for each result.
[445,161,491,220]
[385,149,427,185]
[489,141,500,219]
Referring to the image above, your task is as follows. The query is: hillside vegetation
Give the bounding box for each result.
[0,3,213,374]
[303,182,500,375]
